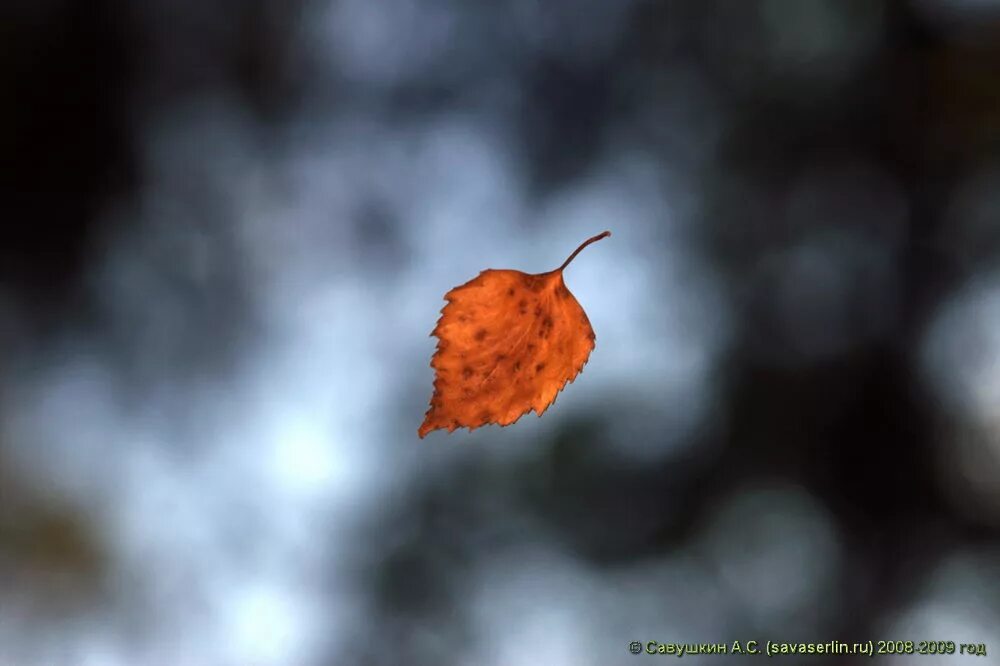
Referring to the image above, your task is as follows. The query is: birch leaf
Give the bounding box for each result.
[418,231,610,438]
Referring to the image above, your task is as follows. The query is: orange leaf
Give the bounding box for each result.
[418,231,611,438]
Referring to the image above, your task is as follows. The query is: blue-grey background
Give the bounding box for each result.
[2,1,1000,664]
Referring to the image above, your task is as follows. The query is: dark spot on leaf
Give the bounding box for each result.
[513,361,521,372]
[462,366,474,379]
[534,304,543,317]
[474,328,488,341]
[526,343,536,352]
[507,287,515,296]
[543,316,553,328]
[495,353,507,362]
[535,363,545,372]
[478,409,492,421]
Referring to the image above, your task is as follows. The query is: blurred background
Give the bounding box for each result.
[2,0,1000,664]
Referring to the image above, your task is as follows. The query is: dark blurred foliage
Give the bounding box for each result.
[2,1,1000,665]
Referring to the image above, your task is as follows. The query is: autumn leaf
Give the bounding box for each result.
[418,231,611,438]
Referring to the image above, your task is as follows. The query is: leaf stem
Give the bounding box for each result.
[558,230,611,272]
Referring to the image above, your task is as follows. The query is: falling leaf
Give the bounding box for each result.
[418,231,611,438]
